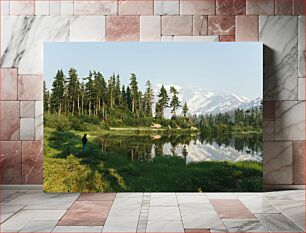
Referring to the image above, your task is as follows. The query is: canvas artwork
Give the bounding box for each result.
[43,42,263,192]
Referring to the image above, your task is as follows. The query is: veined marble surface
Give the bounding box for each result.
[275,101,305,140]
[260,16,298,101]
[263,141,293,185]
[1,16,70,74]
[298,16,305,78]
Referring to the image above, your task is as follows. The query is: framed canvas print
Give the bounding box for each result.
[43,42,263,192]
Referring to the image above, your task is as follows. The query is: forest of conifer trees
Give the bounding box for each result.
[44,68,195,129]
[44,68,262,131]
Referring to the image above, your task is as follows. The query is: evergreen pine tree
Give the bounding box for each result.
[43,81,50,112]
[144,80,154,117]
[182,101,189,118]
[126,86,132,111]
[84,71,95,115]
[50,69,66,115]
[169,86,181,118]
[67,68,80,115]
[155,85,169,118]
[129,73,139,114]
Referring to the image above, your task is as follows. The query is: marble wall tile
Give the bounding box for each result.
[119,0,153,15]
[263,141,293,184]
[74,1,117,15]
[70,16,106,41]
[154,0,179,15]
[216,0,246,15]
[246,0,274,15]
[106,16,139,41]
[50,1,61,16]
[18,75,43,100]
[162,16,192,36]
[208,16,235,35]
[0,101,20,141]
[0,141,22,184]
[293,0,305,15]
[1,16,70,74]
[140,16,161,41]
[275,101,305,140]
[293,141,305,184]
[0,68,18,100]
[35,101,43,140]
[20,101,35,118]
[161,36,219,42]
[263,121,275,141]
[263,101,275,120]
[298,78,305,100]
[61,1,74,16]
[260,16,298,100]
[1,0,10,15]
[219,35,235,42]
[193,16,208,36]
[22,141,43,184]
[275,0,293,15]
[35,1,50,16]
[10,1,35,15]
[180,0,215,15]
[298,16,305,78]
[20,118,35,140]
[236,15,258,41]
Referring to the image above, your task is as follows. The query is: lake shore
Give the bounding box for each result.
[44,127,263,192]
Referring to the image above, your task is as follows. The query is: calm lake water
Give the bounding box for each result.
[96,132,263,163]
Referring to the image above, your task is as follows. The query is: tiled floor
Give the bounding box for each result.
[0,189,304,232]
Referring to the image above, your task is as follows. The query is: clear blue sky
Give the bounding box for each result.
[44,42,263,99]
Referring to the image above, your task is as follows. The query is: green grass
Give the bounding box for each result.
[43,127,263,192]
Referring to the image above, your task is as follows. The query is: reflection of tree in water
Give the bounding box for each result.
[182,144,188,158]
[97,131,262,161]
[199,131,262,154]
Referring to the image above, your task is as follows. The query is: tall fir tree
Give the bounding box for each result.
[129,73,139,115]
[67,68,80,115]
[107,76,115,110]
[182,101,189,118]
[169,86,181,118]
[84,71,95,115]
[155,85,169,118]
[43,81,50,112]
[126,86,132,111]
[144,80,154,117]
[115,74,121,105]
[50,69,66,115]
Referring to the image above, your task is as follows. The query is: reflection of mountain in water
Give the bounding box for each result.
[97,132,262,164]
[161,141,262,164]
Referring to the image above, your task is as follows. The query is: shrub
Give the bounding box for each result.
[44,113,71,131]
[100,122,110,130]
[79,114,100,125]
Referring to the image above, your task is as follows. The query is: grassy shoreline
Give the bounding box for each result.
[44,127,263,192]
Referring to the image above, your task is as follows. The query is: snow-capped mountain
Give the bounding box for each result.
[154,85,261,117]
